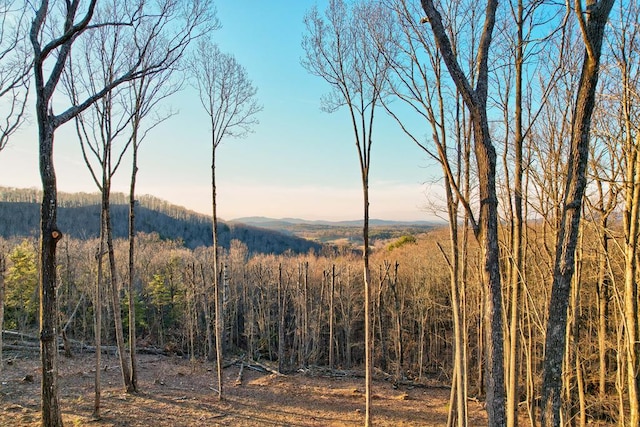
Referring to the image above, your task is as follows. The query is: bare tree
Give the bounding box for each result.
[63,0,214,400]
[418,0,505,424]
[588,1,640,422]
[302,1,390,424]
[541,0,615,425]
[30,0,214,424]
[64,6,139,394]
[613,6,640,422]
[187,37,261,400]
[490,1,567,423]
[0,250,5,372]
[0,0,30,154]
[377,0,473,422]
[125,55,188,393]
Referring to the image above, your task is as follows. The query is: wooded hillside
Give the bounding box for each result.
[0,187,322,254]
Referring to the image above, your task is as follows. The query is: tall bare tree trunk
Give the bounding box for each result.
[329,265,335,370]
[419,1,505,423]
[363,177,372,427]
[619,24,640,419]
[128,140,139,391]
[388,261,403,381]
[303,262,310,366]
[278,264,286,373]
[622,133,640,424]
[93,231,105,420]
[541,1,614,425]
[37,118,64,427]
[104,189,133,392]
[507,2,525,425]
[211,138,223,400]
[200,264,214,361]
[0,253,5,372]
[596,215,611,398]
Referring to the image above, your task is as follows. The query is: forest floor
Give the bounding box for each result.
[0,351,491,426]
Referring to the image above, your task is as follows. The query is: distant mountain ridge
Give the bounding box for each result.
[231,216,439,246]
[231,216,438,227]
[0,187,322,255]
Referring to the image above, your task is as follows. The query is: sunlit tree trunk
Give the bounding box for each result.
[329,265,335,370]
[420,1,505,423]
[104,182,134,392]
[622,122,640,426]
[541,1,615,425]
[302,2,390,421]
[200,264,214,361]
[506,1,525,424]
[93,222,105,419]
[211,134,223,399]
[278,264,286,373]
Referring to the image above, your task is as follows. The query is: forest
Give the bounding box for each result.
[0,187,323,254]
[0,0,637,426]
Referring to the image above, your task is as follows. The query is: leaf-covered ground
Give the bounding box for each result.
[0,352,489,426]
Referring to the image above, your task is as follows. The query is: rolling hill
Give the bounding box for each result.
[0,187,323,255]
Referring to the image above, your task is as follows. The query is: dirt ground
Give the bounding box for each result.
[0,351,489,426]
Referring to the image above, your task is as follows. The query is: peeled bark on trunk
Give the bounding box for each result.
[541,1,615,425]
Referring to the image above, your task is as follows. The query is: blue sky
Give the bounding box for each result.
[0,1,441,222]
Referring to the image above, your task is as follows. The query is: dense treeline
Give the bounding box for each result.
[0,187,322,254]
[0,230,453,373]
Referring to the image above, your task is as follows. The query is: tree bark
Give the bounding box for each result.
[104,185,134,393]
[212,140,223,400]
[622,131,640,425]
[128,143,139,391]
[329,265,335,370]
[541,1,615,425]
[506,2,525,425]
[596,215,610,398]
[39,127,64,427]
[363,176,372,427]
[200,264,214,361]
[0,253,5,371]
[420,1,505,424]
[278,264,286,373]
[93,232,105,419]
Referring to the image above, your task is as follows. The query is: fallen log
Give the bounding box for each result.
[2,330,40,342]
[235,362,244,386]
[4,344,39,352]
[248,359,284,376]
